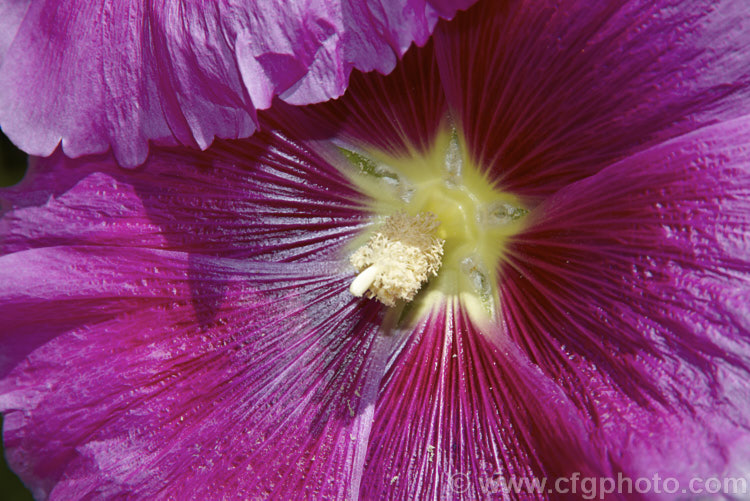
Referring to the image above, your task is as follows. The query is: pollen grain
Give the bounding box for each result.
[349,212,445,306]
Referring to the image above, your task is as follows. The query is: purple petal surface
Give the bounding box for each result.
[0,0,477,167]
[0,134,412,497]
[435,0,750,200]
[0,0,28,64]
[502,115,750,481]
[4,0,750,494]
[0,126,377,377]
[360,301,607,499]
[274,37,448,157]
[0,249,390,499]
[1,131,367,261]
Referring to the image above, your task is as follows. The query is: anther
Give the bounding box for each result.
[350,212,445,306]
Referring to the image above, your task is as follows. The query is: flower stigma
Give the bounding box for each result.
[342,126,529,321]
[350,212,445,306]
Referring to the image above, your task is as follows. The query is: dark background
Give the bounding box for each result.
[0,130,26,187]
[1,130,34,499]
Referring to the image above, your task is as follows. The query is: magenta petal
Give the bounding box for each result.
[0,0,478,167]
[360,301,606,499]
[0,0,28,64]
[0,126,373,378]
[0,247,391,499]
[274,36,448,157]
[2,132,367,261]
[502,116,750,480]
[0,117,397,497]
[435,0,750,199]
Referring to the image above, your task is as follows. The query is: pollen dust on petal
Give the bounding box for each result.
[350,212,445,306]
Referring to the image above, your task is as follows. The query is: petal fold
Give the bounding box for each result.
[0,0,478,167]
[273,37,448,158]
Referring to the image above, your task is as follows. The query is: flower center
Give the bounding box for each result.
[341,127,528,319]
[349,212,444,306]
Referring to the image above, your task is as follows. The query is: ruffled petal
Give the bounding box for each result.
[360,300,607,500]
[434,0,750,199]
[273,37,448,157]
[501,115,750,481]
[0,247,393,499]
[0,0,477,167]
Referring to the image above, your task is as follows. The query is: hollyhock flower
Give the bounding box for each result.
[3,0,750,499]
[0,0,476,167]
